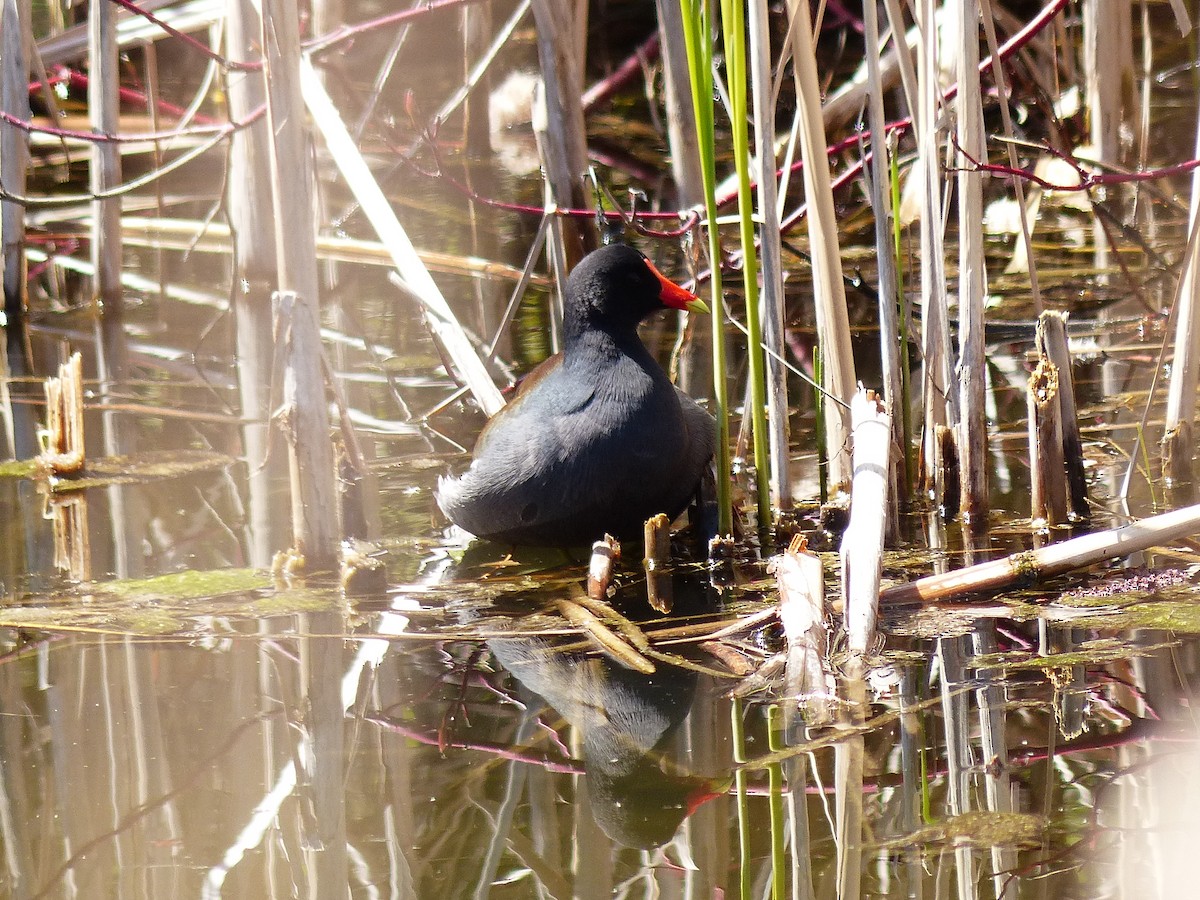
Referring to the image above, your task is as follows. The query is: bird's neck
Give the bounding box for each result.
[563,322,652,367]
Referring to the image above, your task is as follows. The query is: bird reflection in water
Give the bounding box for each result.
[489,639,728,849]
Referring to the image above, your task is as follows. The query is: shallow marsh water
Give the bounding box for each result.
[4,3,1200,899]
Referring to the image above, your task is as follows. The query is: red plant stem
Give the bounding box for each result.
[2,101,262,144]
[961,144,1200,191]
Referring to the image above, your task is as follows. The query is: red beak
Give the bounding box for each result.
[644,258,710,314]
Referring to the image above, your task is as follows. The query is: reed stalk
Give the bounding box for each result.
[863,0,904,510]
[841,390,891,655]
[890,140,914,499]
[0,0,29,326]
[1028,357,1068,527]
[720,0,771,534]
[300,60,507,418]
[955,0,989,525]
[1036,312,1088,519]
[655,0,704,208]
[1162,89,1200,485]
[530,0,594,269]
[883,502,1200,605]
[262,0,340,571]
[731,698,752,900]
[979,0,1043,315]
[785,0,856,493]
[1083,0,1133,281]
[226,0,285,568]
[88,0,124,371]
[679,0,733,536]
[914,0,954,500]
[748,0,791,517]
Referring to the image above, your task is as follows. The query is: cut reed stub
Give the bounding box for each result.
[936,424,960,520]
[37,352,85,477]
[841,390,892,655]
[642,513,673,613]
[1162,420,1196,487]
[1027,357,1069,527]
[1036,311,1090,519]
[587,534,620,601]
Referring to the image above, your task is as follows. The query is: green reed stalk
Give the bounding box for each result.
[890,147,914,498]
[679,0,733,536]
[719,0,772,535]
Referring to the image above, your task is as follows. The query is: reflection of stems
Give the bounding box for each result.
[766,705,786,900]
[30,715,269,900]
[731,697,752,900]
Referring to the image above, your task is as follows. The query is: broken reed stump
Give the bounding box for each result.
[1036,312,1089,519]
[38,352,85,476]
[643,513,673,613]
[586,534,619,601]
[935,424,960,519]
[840,389,892,654]
[1027,357,1069,526]
[1162,419,1195,487]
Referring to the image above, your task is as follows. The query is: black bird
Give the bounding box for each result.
[436,243,715,546]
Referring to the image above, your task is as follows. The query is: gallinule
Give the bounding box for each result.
[436,243,715,546]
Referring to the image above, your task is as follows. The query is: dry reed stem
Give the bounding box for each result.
[587,534,619,601]
[749,0,791,512]
[955,0,989,526]
[261,0,339,569]
[530,0,594,269]
[1027,357,1068,526]
[862,0,904,509]
[654,0,704,208]
[914,0,954,498]
[557,594,655,674]
[784,0,855,492]
[881,502,1200,605]
[1162,86,1200,485]
[1,0,29,322]
[299,60,507,417]
[1036,312,1089,518]
[840,390,891,654]
[642,514,672,613]
[88,0,123,326]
